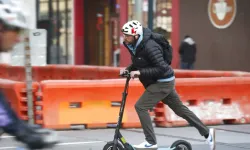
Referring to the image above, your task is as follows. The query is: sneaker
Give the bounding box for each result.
[205,128,215,150]
[133,141,158,149]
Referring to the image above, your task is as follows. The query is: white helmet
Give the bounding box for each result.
[0,0,28,29]
[121,20,143,36]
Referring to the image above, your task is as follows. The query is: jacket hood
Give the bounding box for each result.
[184,37,195,45]
[142,28,152,42]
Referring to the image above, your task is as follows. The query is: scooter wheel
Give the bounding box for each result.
[103,141,125,150]
[170,140,192,150]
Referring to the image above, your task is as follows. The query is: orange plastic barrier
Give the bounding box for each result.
[174,69,250,78]
[0,64,9,79]
[2,63,250,81]
[35,79,144,129]
[7,66,25,81]
[72,65,101,79]
[50,65,74,79]
[32,66,54,81]
[33,65,120,81]
[98,66,121,79]
[0,79,39,120]
[154,77,250,127]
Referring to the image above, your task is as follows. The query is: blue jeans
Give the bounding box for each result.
[180,62,194,70]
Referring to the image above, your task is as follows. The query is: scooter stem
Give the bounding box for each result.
[113,76,131,149]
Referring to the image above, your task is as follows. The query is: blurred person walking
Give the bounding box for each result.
[179,35,197,69]
[0,0,58,149]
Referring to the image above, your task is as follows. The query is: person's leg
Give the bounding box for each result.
[134,82,173,146]
[187,63,194,70]
[161,82,215,150]
[180,62,189,69]
[162,89,209,135]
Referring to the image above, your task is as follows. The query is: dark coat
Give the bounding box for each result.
[124,28,174,88]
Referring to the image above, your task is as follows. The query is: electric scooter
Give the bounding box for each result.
[103,71,192,150]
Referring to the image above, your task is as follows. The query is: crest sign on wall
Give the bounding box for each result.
[208,0,237,29]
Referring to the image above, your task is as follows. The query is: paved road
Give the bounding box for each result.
[1,124,250,150]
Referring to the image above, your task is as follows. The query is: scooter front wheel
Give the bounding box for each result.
[170,140,192,150]
[103,141,125,150]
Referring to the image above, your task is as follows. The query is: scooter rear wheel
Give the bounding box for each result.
[170,140,192,150]
[103,141,125,150]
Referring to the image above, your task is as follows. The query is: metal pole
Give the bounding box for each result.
[36,0,40,26]
[65,0,69,64]
[24,33,34,125]
[148,0,153,30]
[56,0,60,64]
[48,0,53,64]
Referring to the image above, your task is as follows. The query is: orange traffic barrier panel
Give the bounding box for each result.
[2,64,250,81]
[35,79,144,129]
[0,79,39,120]
[72,65,100,79]
[0,64,9,79]
[154,77,250,127]
[32,66,54,81]
[174,69,250,78]
[97,66,121,79]
[50,65,74,79]
[7,66,25,81]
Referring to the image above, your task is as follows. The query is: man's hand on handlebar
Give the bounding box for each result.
[120,69,140,79]
[130,71,140,79]
[120,69,129,76]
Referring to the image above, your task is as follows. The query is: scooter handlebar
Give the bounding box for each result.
[119,70,130,78]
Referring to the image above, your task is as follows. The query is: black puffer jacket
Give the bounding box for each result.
[124,28,174,88]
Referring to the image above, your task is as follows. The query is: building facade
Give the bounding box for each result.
[27,0,250,71]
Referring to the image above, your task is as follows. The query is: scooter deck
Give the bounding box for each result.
[133,147,174,150]
[133,148,156,150]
